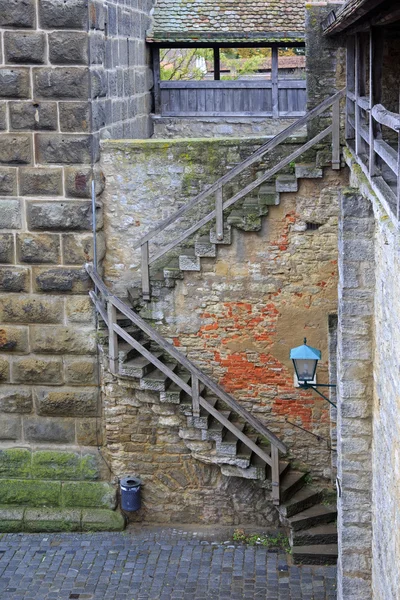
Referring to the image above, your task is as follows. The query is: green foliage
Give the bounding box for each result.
[232,529,291,553]
[160,48,213,81]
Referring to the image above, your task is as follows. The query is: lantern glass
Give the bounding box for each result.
[293,358,318,384]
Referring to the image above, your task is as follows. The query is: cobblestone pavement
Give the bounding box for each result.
[0,526,337,600]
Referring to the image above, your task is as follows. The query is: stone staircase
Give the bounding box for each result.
[98,317,338,565]
[127,160,327,317]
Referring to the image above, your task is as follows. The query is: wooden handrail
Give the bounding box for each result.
[134,89,345,251]
[86,263,288,455]
[372,104,400,132]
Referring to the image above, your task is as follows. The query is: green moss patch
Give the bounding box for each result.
[81,508,126,532]
[24,508,81,533]
[32,450,81,480]
[0,479,61,507]
[62,481,117,509]
[0,448,32,478]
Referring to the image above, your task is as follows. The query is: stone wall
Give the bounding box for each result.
[0,0,153,514]
[339,151,400,600]
[101,137,348,495]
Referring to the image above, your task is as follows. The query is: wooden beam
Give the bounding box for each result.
[271,46,279,119]
[213,47,220,81]
[369,28,384,176]
[152,46,161,114]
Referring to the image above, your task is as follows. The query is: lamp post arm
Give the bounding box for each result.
[301,384,337,408]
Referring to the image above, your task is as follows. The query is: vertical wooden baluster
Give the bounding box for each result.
[271,445,280,505]
[216,186,224,241]
[369,28,384,177]
[141,242,151,301]
[192,373,200,417]
[398,120,400,222]
[152,46,161,115]
[272,46,279,119]
[346,36,355,141]
[214,48,220,81]
[332,98,341,170]
[107,300,119,375]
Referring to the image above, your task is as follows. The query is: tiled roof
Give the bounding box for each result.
[324,0,386,34]
[148,0,305,43]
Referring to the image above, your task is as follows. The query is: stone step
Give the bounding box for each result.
[276,174,298,193]
[201,416,224,441]
[210,225,232,245]
[127,287,143,308]
[280,470,308,503]
[119,351,163,378]
[118,340,150,364]
[279,487,325,518]
[227,210,262,232]
[295,163,323,179]
[192,449,251,469]
[140,362,178,392]
[215,422,245,456]
[187,397,218,428]
[290,523,337,547]
[163,260,184,280]
[291,544,338,566]
[179,251,201,272]
[195,236,217,257]
[288,504,337,532]
[220,461,266,480]
[258,184,280,206]
[159,371,193,404]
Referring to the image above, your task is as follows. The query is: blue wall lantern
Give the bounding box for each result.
[290,338,336,407]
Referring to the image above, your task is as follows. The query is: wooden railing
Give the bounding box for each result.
[136,89,344,299]
[86,263,287,504]
[159,79,307,118]
[347,91,400,221]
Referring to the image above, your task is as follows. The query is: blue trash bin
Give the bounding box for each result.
[120,476,142,511]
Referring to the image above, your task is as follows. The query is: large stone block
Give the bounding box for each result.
[0,69,30,99]
[19,168,63,197]
[24,416,76,444]
[35,134,93,164]
[0,448,31,477]
[33,266,92,293]
[27,201,94,231]
[9,102,58,131]
[66,296,95,324]
[81,508,125,532]
[32,450,81,480]
[0,295,64,324]
[0,200,21,229]
[0,506,24,533]
[35,387,99,416]
[76,419,102,446]
[65,357,98,384]
[30,325,95,354]
[0,387,32,413]
[0,414,20,440]
[0,104,6,131]
[4,32,46,64]
[34,67,89,100]
[12,357,63,384]
[0,326,29,353]
[64,166,105,198]
[0,234,15,264]
[24,507,81,532]
[39,0,88,29]
[62,233,95,264]
[17,233,60,264]
[0,168,18,196]
[0,0,36,28]
[0,479,61,506]
[62,481,117,509]
[59,102,90,133]
[0,134,32,164]
[49,32,88,65]
[0,267,30,292]
[0,356,10,382]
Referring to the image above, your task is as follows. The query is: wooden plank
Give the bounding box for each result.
[150,126,333,265]
[89,290,108,325]
[374,139,398,174]
[111,312,286,455]
[371,104,400,131]
[188,88,197,113]
[152,46,161,114]
[369,28,383,176]
[107,301,119,374]
[162,111,274,118]
[213,47,220,81]
[160,89,169,115]
[271,445,280,505]
[215,186,223,240]
[357,96,369,111]
[135,89,345,249]
[160,80,273,89]
[272,46,279,118]
[278,80,306,89]
[197,88,206,113]
[332,98,341,169]
[141,242,150,301]
[355,33,367,157]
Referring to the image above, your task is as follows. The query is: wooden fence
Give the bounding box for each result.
[158,79,307,118]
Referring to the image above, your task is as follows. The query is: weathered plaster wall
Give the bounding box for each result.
[101,137,347,489]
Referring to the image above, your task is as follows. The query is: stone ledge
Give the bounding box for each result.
[0,505,125,533]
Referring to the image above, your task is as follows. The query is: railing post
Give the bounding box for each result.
[271,445,280,505]
[271,46,279,119]
[191,373,200,417]
[141,242,151,301]
[332,98,341,170]
[215,186,224,241]
[107,300,119,375]
[397,131,400,223]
